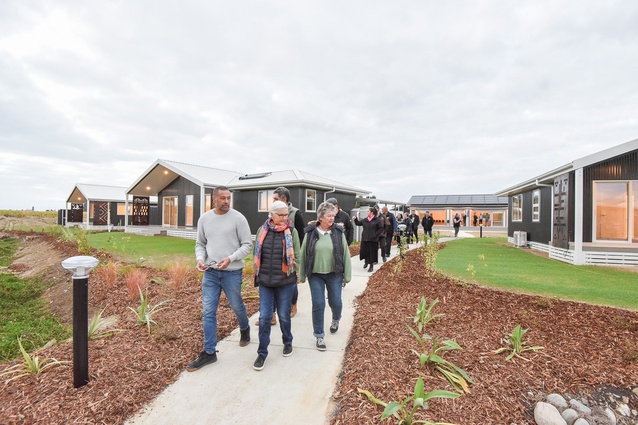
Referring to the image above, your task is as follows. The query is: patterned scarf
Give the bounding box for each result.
[253,219,295,276]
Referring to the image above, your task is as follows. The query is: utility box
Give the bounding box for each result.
[513,231,528,247]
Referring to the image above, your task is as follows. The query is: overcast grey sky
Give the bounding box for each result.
[1,1,637,210]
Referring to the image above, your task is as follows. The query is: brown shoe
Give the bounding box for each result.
[291,303,297,317]
[271,312,277,325]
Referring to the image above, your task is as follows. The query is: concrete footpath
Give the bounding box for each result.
[125,248,402,425]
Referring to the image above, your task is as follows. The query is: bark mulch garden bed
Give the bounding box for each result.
[1,234,637,424]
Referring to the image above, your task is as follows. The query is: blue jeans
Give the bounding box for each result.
[308,273,343,338]
[257,283,295,357]
[202,268,249,354]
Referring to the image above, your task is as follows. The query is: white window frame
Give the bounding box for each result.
[532,189,540,222]
[305,189,317,212]
[592,180,636,243]
[512,194,523,222]
[258,190,275,212]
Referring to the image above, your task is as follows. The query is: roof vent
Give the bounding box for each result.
[238,172,272,180]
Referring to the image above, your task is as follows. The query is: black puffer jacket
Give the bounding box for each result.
[255,229,298,288]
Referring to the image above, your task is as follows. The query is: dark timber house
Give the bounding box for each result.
[63,184,130,229]
[496,138,638,266]
[124,159,370,237]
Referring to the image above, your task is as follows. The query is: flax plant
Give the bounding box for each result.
[358,376,459,425]
[128,287,171,333]
[88,308,122,340]
[494,324,544,361]
[411,297,444,333]
[408,328,473,394]
[0,337,68,383]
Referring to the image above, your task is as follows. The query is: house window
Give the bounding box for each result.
[594,181,630,241]
[185,195,194,227]
[258,190,275,212]
[116,203,131,215]
[205,194,212,212]
[306,189,316,212]
[532,190,540,222]
[512,195,522,222]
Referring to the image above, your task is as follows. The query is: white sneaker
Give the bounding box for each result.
[316,337,327,351]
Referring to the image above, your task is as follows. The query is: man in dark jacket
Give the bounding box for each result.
[381,206,397,257]
[422,210,434,238]
[409,211,420,243]
[326,197,354,246]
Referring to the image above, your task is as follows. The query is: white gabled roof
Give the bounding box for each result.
[66,184,127,203]
[127,159,243,195]
[496,137,638,197]
[227,169,370,195]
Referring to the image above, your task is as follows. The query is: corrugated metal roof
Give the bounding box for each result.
[407,194,508,207]
[227,169,369,194]
[67,184,126,203]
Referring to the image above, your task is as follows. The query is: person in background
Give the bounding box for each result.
[326,197,354,246]
[409,210,420,244]
[251,201,301,371]
[453,212,462,238]
[299,202,351,351]
[353,206,384,272]
[422,210,434,238]
[188,186,252,372]
[403,212,413,246]
[396,213,405,246]
[381,206,397,258]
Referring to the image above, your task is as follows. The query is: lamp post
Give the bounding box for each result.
[61,255,99,388]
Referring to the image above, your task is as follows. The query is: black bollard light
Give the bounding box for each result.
[61,255,99,388]
[479,223,483,238]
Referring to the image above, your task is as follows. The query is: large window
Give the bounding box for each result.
[594,181,630,241]
[532,190,540,222]
[185,195,194,227]
[117,203,131,215]
[512,195,522,222]
[258,190,275,212]
[205,194,212,212]
[306,189,316,212]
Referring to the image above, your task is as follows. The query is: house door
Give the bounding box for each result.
[132,197,150,225]
[69,204,84,222]
[163,196,178,228]
[93,202,108,225]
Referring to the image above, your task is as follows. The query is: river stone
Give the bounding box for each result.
[569,399,592,415]
[547,393,569,409]
[572,419,589,425]
[616,403,630,417]
[604,407,617,425]
[535,402,567,425]
[561,408,579,425]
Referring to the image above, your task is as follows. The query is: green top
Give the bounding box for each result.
[299,230,351,282]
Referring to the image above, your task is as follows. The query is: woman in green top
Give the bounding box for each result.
[299,202,352,351]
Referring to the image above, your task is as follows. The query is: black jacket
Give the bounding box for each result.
[353,215,384,242]
[334,209,354,245]
[423,215,434,231]
[255,229,298,288]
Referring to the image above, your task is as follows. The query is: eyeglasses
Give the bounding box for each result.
[275,213,289,218]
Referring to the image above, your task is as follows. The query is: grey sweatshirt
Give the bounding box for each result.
[195,209,253,271]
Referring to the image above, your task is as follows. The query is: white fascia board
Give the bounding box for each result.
[573,138,638,169]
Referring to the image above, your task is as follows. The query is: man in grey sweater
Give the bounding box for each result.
[187,186,253,371]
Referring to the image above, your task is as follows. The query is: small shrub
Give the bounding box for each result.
[125,269,148,301]
[411,297,444,333]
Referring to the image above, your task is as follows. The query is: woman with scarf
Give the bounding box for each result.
[252,201,301,371]
[299,202,352,352]
[352,206,384,272]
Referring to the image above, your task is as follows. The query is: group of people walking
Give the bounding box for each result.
[187,187,352,373]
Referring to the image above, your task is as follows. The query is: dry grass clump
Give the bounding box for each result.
[125,268,148,301]
[166,261,193,289]
[97,260,121,289]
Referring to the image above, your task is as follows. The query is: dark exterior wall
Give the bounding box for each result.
[158,176,201,227]
[110,201,126,226]
[507,186,552,243]
[232,188,358,234]
[582,149,638,242]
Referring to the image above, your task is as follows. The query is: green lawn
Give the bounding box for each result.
[435,237,638,311]
[86,232,198,268]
